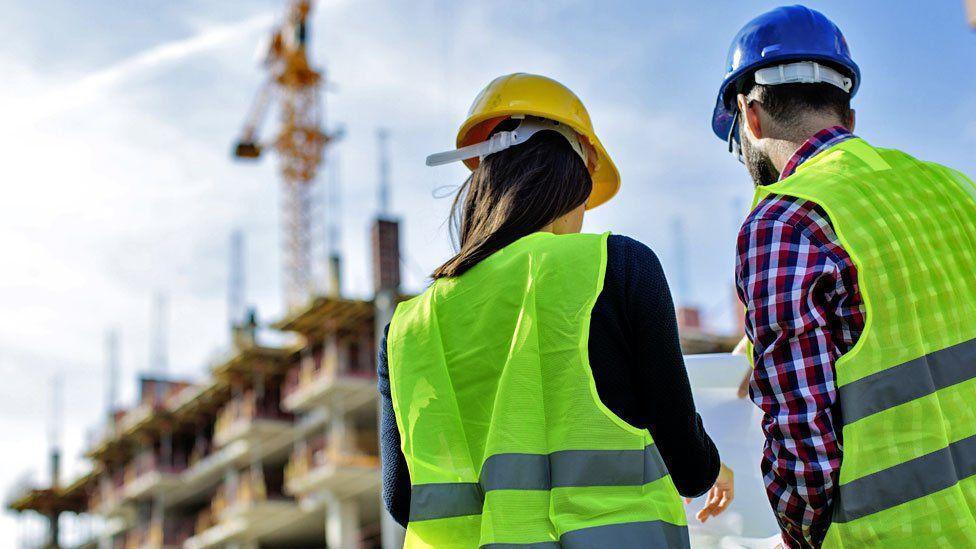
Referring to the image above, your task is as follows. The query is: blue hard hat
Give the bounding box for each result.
[711,5,860,140]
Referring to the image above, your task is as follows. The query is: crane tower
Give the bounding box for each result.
[233,0,333,309]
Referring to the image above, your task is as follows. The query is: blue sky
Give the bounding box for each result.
[1,0,974,543]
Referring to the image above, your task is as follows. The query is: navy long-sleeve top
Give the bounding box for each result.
[377,234,720,527]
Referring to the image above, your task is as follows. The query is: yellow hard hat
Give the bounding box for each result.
[450,73,620,209]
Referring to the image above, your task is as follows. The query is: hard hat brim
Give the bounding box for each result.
[457,109,620,210]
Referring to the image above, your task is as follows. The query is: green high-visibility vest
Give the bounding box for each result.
[752,138,976,546]
[388,232,689,548]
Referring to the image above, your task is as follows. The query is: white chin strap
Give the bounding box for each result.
[426,116,590,167]
[753,60,853,93]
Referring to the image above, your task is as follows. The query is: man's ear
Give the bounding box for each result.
[847,108,856,132]
[736,93,764,140]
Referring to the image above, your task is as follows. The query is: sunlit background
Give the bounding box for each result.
[1,0,974,545]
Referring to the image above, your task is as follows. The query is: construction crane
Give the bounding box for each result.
[233,0,334,309]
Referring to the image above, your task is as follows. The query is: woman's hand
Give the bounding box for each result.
[688,462,734,523]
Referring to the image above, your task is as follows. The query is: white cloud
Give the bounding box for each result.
[37,13,275,119]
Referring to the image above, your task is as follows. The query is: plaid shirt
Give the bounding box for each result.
[735,126,866,548]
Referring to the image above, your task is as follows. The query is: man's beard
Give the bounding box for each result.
[740,126,780,187]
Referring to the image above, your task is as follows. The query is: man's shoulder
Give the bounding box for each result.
[744,194,828,231]
[738,195,843,258]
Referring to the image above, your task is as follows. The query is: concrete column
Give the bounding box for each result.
[45,511,59,549]
[161,428,173,469]
[331,396,347,455]
[325,492,360,549]
[97,475,113,549]
[151,492,166,547]
[375,289,405,549]
[325,334,340,377]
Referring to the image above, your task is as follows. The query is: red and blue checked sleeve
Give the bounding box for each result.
[735,197,863,548]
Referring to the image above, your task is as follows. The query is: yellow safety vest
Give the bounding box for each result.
[752,138,976,546]
[388,232,689,548]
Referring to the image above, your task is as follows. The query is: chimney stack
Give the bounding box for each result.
[150,292,169,375]
[105,329,119,419]
[323,144,344,298]
[676,306,702,333]
[49,374,62,489]
[232,307,259,349]
[371,219,401,294]
[328,253,342,297]
[228,230,246,328]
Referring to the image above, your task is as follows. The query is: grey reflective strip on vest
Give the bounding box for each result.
[409,444,669,522]
[834,433,976,523]
[481,520,690,549]
[840,337,976,426]
[480,541,562,549]
[410,482,482,521]
[480,445,669,491]
[480,454,550,491]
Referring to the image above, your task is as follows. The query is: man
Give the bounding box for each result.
[712,5,976,548]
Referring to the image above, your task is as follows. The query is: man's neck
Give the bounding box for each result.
[771,124,849,174]
[767,137,807,175]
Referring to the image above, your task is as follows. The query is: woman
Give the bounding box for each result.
[378,73,732,548]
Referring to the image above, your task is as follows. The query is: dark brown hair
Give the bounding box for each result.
[736,72,853,130]
[431,125,592,279]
